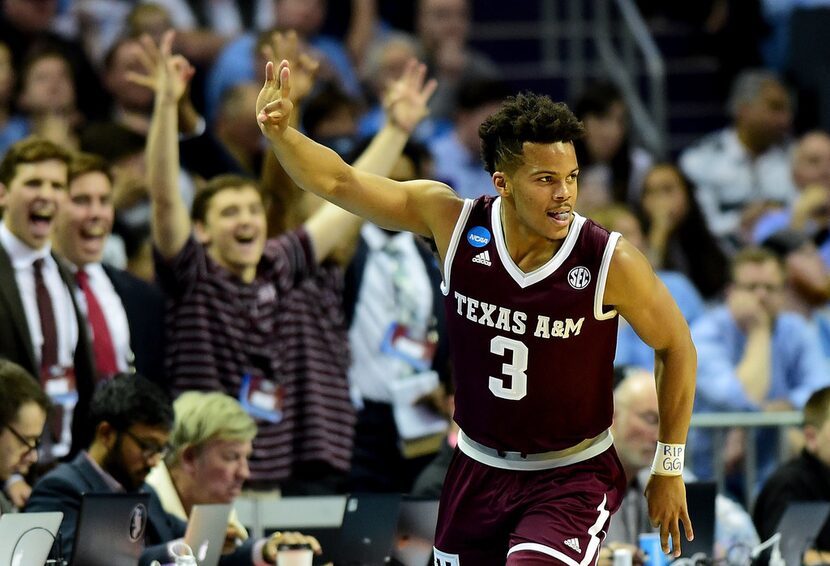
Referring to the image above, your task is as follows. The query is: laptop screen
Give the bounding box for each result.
[185,503,232,566]
[330,493,402,566]
[681,482,716,559]
[391,498,439,566]
[775,501,830,566]
[0,511,63,566]
[71,492,151,566]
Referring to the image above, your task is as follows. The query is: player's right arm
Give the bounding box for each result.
[257,60,463,258]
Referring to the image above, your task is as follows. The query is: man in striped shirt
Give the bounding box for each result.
[140,31,435,486]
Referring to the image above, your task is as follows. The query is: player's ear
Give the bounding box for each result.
[493,172,509,197]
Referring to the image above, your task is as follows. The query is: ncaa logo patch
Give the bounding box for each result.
[466,226,491,248]
[568,266,591,289]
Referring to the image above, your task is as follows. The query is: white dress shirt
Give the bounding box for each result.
[348,225,435,403]
[0,223,78,368]
[679,128,797,238]
[70,262,132,373]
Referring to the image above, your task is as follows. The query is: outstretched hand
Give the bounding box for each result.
[125,30,194,103]
[644,474,693,558]
[383,58,438,134]
[257,60,294,141]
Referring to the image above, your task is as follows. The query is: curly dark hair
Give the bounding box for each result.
[479,92,584,175]
[88,373,174,434]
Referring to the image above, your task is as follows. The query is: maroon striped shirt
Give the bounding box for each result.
[155,230,352,484]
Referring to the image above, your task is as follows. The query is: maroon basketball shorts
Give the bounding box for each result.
[433,446,626,565]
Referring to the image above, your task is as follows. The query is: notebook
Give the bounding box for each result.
[0,511,63,566]
[71,492,151,566]
[185,503,232,566]
[391,498,440,566]
[329,493,402,566]
[774,501,830,566]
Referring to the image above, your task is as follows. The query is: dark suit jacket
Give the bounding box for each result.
[25,454,256,566]
[102,264,167,385]
[0,244,96,458]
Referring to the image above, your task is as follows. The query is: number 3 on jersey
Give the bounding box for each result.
[488,336,529,400]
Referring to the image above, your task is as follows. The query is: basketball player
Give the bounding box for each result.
[256,60,697,566]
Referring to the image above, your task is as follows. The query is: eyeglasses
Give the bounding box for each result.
[121,429,171,460]
[2,422,40,455]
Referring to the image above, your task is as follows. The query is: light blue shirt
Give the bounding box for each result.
[614,271,706,370]
[689,306,829,480]
[0,115,30,159]
[751,208,830,268]
[204,33,360,123]
[356,105,451,145]
[428,130,496,200]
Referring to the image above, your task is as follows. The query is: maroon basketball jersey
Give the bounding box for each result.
[442,196,620,454]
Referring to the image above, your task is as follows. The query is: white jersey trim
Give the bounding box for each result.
[506,494,609,566]
[440,198,475,297]
[594,231,621,321]
[492,199,587,289]
[457,428,613,471]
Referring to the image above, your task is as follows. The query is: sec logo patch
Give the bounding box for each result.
[568,266,591,289]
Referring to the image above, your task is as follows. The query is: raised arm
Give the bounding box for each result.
[130,31,194,260]
[302,57,439,264]
[605,237,697,558]
[352,58,437,174]
[257,59,462,256]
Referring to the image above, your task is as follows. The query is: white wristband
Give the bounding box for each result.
[651,442,685,476]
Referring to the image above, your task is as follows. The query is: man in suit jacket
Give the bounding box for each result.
[0,137,96,464]
[51,151,166,399]
[26,374,307,566]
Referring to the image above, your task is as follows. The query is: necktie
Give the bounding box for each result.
[76,269,118,379]
[33,258,58,377]
[33,258,66,445]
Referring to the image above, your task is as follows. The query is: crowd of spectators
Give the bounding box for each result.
[2,0,830,562]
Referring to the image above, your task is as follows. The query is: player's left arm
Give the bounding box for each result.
[605,237,697,558]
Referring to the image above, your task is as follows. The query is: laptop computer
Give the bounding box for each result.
[71,492,151,566]
[391,498,439,566]
[774,501,830,566]
[679,482,716,559]
[185,503,232,566]
[329,493,402,566]
[0,511,63,566]
[259,495,348,564]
